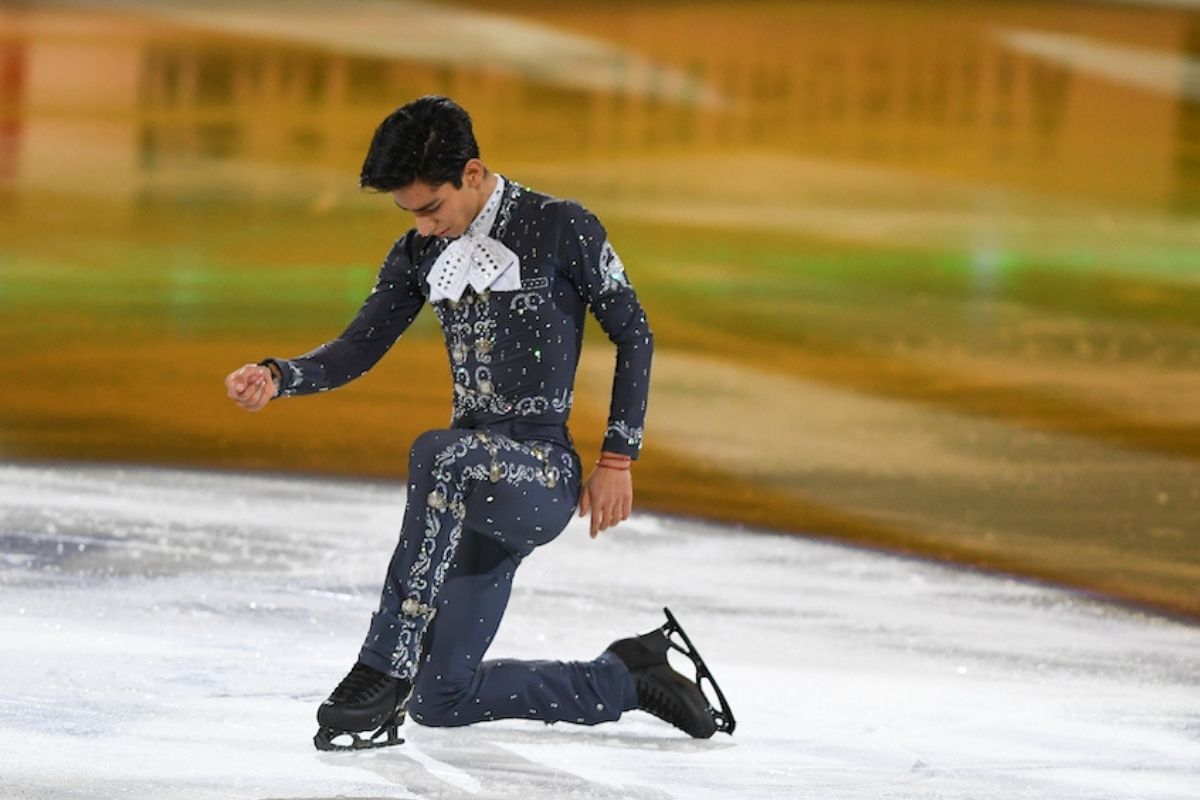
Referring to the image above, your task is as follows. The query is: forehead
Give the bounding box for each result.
[391,180,454,211]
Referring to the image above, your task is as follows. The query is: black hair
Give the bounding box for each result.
[359,96,480,191]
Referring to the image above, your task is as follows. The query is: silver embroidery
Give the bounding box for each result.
[512,388,573,416]
[281,361,303,392]
[606,420,644,447]
[599,240,629,295]
[493,178,522,240]
[509,291,546,314]
[401,597,437,621]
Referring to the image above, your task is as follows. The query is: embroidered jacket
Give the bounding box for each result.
[266,178,654,459]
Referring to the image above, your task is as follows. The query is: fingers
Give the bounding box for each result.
[224,368,245,399]
[588,496,625,538]
[244,378,269,411]
[591,505,626,538]
[226,364,260,399]
[225,364,275,411]
[238,372,267,409]
[583,479,604,538]
[580,483,604,538]
[583,468,634,538]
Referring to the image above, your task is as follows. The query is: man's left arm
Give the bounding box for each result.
[560,206,654,537]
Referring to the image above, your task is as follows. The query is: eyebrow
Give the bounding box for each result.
[395,197,441,213]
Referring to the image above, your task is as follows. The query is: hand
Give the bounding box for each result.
[578,453,633,539]
[225,363,277,412]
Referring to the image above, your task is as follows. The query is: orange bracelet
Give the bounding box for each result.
[595,460,631,471]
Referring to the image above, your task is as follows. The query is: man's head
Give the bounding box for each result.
[360,96,492,238]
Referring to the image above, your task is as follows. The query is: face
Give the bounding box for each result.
[390,159,490,239]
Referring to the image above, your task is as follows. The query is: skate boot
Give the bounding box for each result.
[313,661,411,751]
[606,607,736,738]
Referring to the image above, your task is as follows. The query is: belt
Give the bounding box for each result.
[452,417,573,450]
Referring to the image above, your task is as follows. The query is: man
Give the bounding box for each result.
[224,96,734,750]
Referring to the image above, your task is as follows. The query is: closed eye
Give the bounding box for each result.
[395,198,441,215]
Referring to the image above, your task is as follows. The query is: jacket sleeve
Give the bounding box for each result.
[558,204,654,459]
[264,232,426,397]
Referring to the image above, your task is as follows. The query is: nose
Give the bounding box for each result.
[415,217,438,237]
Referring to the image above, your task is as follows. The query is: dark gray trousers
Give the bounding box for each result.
[357,428,637,727]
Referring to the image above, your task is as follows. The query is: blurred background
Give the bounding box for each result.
[1,0,1198,619]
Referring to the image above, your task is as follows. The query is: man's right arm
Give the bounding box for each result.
[260,231,427,398]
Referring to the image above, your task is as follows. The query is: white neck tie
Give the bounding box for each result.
[427,177,521,303]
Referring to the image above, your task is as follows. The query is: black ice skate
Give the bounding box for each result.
[313,661,411,751]
[606,607,736,738]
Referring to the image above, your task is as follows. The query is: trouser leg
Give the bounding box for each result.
[406,528,638,728]
[358,428,580,681]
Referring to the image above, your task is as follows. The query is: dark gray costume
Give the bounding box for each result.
[266,177,653,726]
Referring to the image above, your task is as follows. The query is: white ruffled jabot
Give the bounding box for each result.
[426,176,521,303]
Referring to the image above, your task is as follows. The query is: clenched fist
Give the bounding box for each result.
[225,363,277,412]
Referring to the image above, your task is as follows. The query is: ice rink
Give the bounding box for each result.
[1,462,1197,800]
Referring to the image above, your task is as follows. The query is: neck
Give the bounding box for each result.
[470,172,498,221]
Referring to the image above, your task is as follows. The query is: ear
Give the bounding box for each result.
[463,158,486,189]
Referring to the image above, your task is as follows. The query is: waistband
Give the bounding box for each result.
[452,418,574,451]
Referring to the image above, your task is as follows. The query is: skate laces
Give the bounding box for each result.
[641,680,686,726]
[329,663,392,704]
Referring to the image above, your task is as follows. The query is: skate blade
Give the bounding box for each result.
[314,723,404,751]
[661,606,737,735]
[313,707,406,752]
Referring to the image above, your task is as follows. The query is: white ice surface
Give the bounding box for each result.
[0,462,1198,800]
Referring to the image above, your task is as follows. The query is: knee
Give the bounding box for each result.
[408,681,473,728]
[409,702,461,728]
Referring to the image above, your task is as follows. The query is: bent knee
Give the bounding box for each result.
[408,690,473,728]
[408,669,488,728]
[409,706,468,728]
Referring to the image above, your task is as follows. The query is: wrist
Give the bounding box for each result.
[596,451,632,471]
[257,359,282,393]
